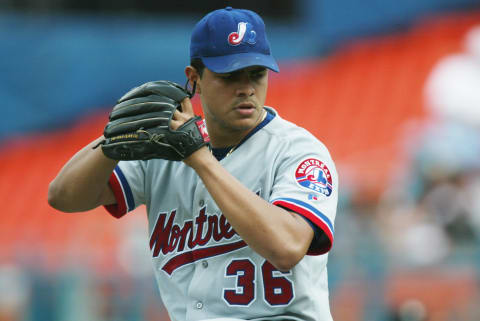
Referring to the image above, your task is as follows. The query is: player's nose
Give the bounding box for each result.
[235,72,255,97]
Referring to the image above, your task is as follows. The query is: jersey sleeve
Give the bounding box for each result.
[104,160,146,218]
[269,136,338,255]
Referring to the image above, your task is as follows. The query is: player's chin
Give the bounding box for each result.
[226,118,258,132]
[234,112,260,122]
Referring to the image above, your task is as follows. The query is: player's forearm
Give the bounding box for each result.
[48,136,118,212]
[186,149,312,271]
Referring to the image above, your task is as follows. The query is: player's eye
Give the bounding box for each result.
[216,69,265,82]
[218,73,232,79]
[249,68,267,80]
[217,73,240,82]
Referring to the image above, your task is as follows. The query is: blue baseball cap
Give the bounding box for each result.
[190,7,279,73]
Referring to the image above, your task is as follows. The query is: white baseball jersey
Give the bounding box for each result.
[105,107,338,321]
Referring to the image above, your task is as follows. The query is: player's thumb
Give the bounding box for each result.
[180,97,195,117]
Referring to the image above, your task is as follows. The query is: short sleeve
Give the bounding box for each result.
[104,160,146,218]
[270,138,338,255]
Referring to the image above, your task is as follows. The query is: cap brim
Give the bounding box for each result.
[201,52,279,73]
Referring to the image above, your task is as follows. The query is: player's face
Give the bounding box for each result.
[197,66,268,143]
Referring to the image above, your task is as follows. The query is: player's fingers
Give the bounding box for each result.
[180,97,195,117]
[172,99,195,130]
[171,110,193,130]
[172,109,188,122]
[170,118,182,130]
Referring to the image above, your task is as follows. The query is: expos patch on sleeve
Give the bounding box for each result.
[295,158,333,196]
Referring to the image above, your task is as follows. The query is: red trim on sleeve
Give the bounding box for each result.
[273,200,333,255]
[104,172,127,218]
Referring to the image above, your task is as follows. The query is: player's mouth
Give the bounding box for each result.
[234,102,257,116]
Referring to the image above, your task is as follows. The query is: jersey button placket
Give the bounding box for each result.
[199,199,204,207]
[195,301,203,309]
[202,260,208,268]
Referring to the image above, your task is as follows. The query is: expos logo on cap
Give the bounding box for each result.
[228,22,257,46]
[295,158,333,196]
[189,7,279,73]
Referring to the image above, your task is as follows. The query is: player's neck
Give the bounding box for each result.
[207,110,267,148]
[208,128,247,149]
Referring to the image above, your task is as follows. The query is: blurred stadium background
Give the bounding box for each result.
[1,0,480,320]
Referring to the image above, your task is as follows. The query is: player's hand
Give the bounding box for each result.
[176,97,214,167]
[170,97,195,130]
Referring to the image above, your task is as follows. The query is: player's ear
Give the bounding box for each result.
[185,66,201,94]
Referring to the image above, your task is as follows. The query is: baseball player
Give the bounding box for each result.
[48,7,338,321]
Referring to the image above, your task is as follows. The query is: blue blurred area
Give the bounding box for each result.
[1,0,478,141]
[303,0,478,45]
[0,13,197,138]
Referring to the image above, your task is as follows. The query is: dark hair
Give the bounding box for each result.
[190,58,205,77]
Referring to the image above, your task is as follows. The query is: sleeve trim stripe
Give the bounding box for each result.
[272,199,334,242]
[104,171,127,218]
[273,200,333,253]
[272,197,334,232]
[113,166,135,212]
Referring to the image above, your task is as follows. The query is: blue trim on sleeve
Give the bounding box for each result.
[114,166,135,212]
[272,197,334,233]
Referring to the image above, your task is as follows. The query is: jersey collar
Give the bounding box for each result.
[212,108,275,161]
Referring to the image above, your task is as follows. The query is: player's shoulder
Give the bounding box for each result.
[264,106,318,138]
[263,106,330,152]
